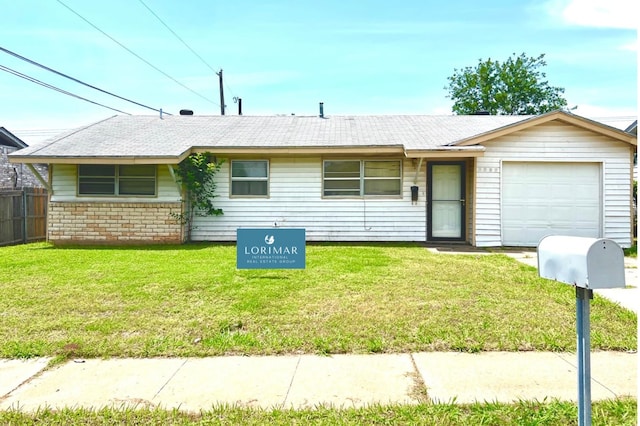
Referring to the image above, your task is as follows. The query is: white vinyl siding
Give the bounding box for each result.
[474,122,633,248]
[465,160,475,243]
[192,157,426,242]
[51,164,181,203]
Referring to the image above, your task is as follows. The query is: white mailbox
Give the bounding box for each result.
[537,236,625,289]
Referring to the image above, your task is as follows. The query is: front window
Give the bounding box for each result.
[323,160,402,197]
[78,165,156,196]
[231,160,269,196]
[323,160,360,196]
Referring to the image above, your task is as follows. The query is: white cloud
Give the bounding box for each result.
[554,0,639,29]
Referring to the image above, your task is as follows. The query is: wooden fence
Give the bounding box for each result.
[0,188,48,246]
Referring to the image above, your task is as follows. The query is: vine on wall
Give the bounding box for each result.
[172,152,224,239]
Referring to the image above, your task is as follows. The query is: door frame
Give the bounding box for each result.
[427,161,466,241]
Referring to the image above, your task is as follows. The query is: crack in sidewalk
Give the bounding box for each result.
[281,355,302,408]
[152,359,188,400]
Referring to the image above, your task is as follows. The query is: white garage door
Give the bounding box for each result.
[502,162,601,246]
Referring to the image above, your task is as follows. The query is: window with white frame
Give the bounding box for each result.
[231,160,269,196]
[78,164,156,196]
[323,160,401,197]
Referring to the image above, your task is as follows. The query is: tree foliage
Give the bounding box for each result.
[446,53,568,115]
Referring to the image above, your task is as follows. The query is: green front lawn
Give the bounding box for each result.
[0,243,636,359]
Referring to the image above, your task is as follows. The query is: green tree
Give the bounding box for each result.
[446,53,568,115]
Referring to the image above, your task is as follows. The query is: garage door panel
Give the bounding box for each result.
[526,206,549,220]
[529,183,548,192]
[502,162,600,246]
[550,207,573,221]
[553,183,574,195]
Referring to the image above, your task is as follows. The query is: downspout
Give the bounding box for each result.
[26,164,53,193]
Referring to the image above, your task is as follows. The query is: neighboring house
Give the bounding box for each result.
[0,127,48,189]
[8,110,637,247]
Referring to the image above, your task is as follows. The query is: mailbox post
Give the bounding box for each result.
[575,286,592,426]
[537,236,626,426]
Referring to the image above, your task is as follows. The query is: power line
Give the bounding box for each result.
[136,0,216,74]
[55,0,219,107]
[0,64,131,115]
[136,0,237,101]
[0,46,168,115]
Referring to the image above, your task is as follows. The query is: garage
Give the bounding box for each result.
[501,162,601,246]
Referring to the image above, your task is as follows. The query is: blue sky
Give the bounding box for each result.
[1,0,637,144]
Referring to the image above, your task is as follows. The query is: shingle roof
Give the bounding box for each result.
[10,114,531,162]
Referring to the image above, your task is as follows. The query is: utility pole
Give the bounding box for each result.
[216,69,225,115]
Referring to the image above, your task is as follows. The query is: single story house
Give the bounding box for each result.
[8,110,637,247]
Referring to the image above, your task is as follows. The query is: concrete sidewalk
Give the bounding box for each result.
[0,351,636,412]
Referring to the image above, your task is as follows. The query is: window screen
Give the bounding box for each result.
[231,160,269,196]
[78,164,156,196]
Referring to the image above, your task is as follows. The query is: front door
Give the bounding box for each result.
[428,162,465,241]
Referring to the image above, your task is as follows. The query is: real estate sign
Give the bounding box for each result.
[237,228,306,269]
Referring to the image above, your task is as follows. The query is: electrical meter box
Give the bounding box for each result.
[537,236,626,289]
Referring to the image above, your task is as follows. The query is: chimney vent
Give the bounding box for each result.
[319,102,324,118]
[180,109,194,116]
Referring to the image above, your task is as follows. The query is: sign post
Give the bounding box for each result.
[237,228,306,269]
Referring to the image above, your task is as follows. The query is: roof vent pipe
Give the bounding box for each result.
[319,102,324,118]
[180,109,194,115]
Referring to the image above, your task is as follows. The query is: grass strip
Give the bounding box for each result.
[0,398,636,425]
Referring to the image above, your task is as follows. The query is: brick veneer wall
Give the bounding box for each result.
[48,202,184,244]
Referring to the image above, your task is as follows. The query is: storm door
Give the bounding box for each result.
[427,162,466,241]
